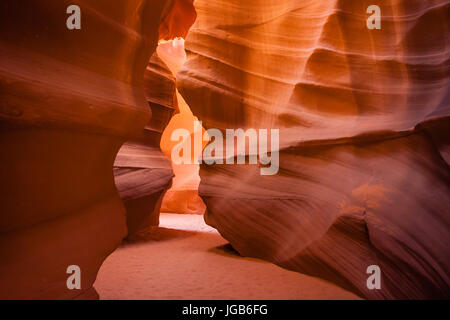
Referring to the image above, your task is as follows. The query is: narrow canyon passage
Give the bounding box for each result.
[0,0,448,301]
[96,34,360,300]
[95,213,360,300]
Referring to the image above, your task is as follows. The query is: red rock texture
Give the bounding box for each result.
[159,0,197,41]
[0,0,175,299]
[114,53,176,237]
[161,187,206,214]
[114,0,197,233]
[1,0,448,301]
[178,0,450,299]
[158,39,207,214]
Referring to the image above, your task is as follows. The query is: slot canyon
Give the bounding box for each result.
[0,0,449,300]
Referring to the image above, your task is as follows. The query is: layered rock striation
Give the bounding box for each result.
[114,1,198,232]
[178,0,450,299]
[0,0,191,299]
[158,38,207,215]
[114,53,176,237]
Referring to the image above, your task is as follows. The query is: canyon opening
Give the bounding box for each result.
[0,0,448,310]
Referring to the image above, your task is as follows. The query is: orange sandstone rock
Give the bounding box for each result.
[159,0,197,40]
[178,0,450,299]
[114,53,176,236]
[0,0,172,299]
[158,39,207,214]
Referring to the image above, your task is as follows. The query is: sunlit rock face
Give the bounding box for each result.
[115,1,199,226]
[0,0,172,299]
[159,0,197,41]
[178,0,450,299]
[114,53,176,237]
[158,39,207,214]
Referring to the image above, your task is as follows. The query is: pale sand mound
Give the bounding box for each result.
[95,213,360,300]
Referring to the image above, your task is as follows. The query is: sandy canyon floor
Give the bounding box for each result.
[95,213,361,300]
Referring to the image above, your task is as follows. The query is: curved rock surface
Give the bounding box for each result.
[0,0,174,299]
[159,0,197,41]
[114,53,176,237]
[178,0,450,299]
[158,39,207,214]
[116,1,200,223]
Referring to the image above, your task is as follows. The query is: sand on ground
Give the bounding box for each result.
[95,213,361,300]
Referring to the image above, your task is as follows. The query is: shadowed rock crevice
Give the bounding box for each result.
[0,0,196,299]
[114,53,177,237]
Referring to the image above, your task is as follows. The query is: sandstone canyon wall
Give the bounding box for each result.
[114,2,199,234]
[114,53,176,237]
[0,0,193,299]
[158,39,207,215]
[178,0,450,299]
